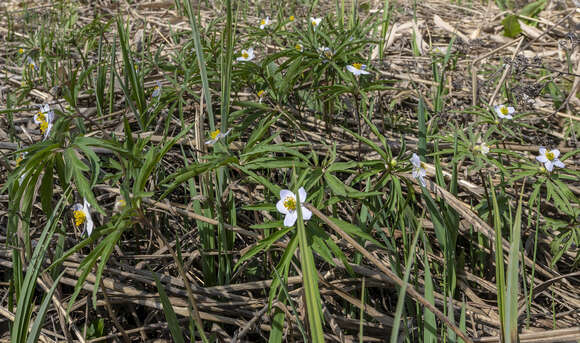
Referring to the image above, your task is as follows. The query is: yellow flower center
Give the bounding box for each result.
[289,16,295,21]
[210,129,220,139]
[16,155,23,167]
[117,199,126,209]
[74,210,86,227]
[261,19,266,25]
[257,90,265,97]
[500,106,508,115]
[29,63,35,69]
[36,111,45,122]
[18,48,23,54]
[283,196,296,211]
[324,50,333,59]
[39,121,48,134]
[352,63,363,70]
[242,51,249,59]
[311,20,318,26]
[545,151,555,161]
[295,44,303,51]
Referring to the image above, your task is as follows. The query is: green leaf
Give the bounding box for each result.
[502,15,522,38]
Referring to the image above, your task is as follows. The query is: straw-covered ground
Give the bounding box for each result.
[0,0,579,342]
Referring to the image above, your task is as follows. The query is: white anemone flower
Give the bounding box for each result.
[295,43,304,52]
[494,104,515,120]
[536,147,565,172]
[72,198,94,236]
[432,47,447,54]
[26,56,38,71]
[310,17,322,30]
[474,142,490,155]
[347,63,370,75]
[152,81,162,97]
[411,153,427,187]
[257,90,266,103]
[237,48,254,62]
[34,104,54,139]
[276,187,312,227]
[205,128,232,145]
[114,196,127,213]
[259,17,270,29]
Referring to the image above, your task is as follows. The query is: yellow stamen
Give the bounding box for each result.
[242,52,249,59]
[311,20,317,26]
[295,44,303,51]
[74,210,86,227]
[36,111,46,122]
[39,121,48,134]
[210,129,220,139]
[500,106,508,115]
[289,16,295,21]
[352,63,363,70]
[545,151,555,161]
[29,63,35,69]
[18,48,23,54]
[257,90,265,97]
[283,196,296,211]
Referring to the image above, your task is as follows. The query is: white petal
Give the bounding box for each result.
[551,149,560,158]
[538,147,547,155]
[507,107,515,114]
[411,153,421,168]
[545,161,553,172]
[419,168,427,177]
[419,175,427,187]
[298,187,307,203]
[301,206,312,220]
[536,155,548,163]
[284,212,297,227]
[505,114,513,119]
[553,159,565,168]
[205,138,218,145]
[412,169,420,179]
[280,189,294,200]
[276,199,289,215]
[346,65,358,74]
[85,214,94,236]
[72,203,83,211]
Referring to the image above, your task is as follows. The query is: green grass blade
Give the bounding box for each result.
[154,274,186,343]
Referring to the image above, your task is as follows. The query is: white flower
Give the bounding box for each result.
[432,47,447,54]
[237,48,254,62]
[276,187,312,227]
[114,196,126,213]
[536,147,565,172]
[295,43,304,52]
[34,104,54,139]
[152,81,162,97]
[346,63,370,75]
[259,17,270,29]
[310,17,322,30]
[205,128,232,145]
[72,198,94,236]
[411,153,427,187]
[474,142,490,155]
[494,104,515,120]
[26,56,38,71]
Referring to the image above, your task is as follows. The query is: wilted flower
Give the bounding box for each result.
[432,47,447,54]
[257,90,265,103]
[347,63,370,75]
[276,187,312,227]
[536,147,565,172]
[259,17,270,29]
[205,128,232,145]
[411,153,427,187]
[318,46,333,60]
[494,104,515,120]
[237,48,255,62]
[72,199,94,236]
[152,81,162,97]
[310,17,322,30]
